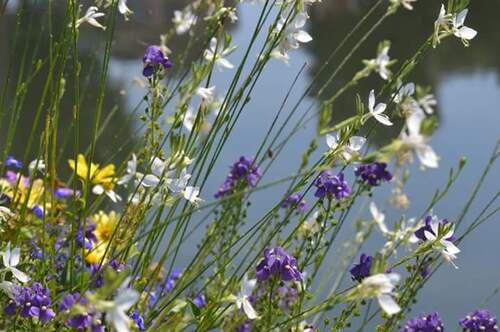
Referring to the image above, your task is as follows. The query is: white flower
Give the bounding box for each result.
[104,278,139,332]
[92,185,121,203]
[118,0,133,20]
[204,38,235,71]
[401,110,439,168]
[183,108,197,132]
[361,273,401,315]
[196,86,216,104]
[118,154,138,185]
[368,46,391,80]
[451,8,477,45]
[271,14,312,63]
[393,82,415,104]
[76,6,106,30]
[424,217,460,268]
[172,8,198,35]
[1,243,30,283]
[370,202,389,235]
[183,186,203,206]
[235,275,259,320]
[166,168,192,193]
[28,159,46,174]
[418,93,437,115]
[368,90,393,126]
[0,206,14,221]
[326,134,366,160]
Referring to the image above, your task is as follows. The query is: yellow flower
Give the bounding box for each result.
[68,154,116,190]
[68,154,121,202]
[85,241,110,265]
[92,210,119,243]
[0,177,45,209]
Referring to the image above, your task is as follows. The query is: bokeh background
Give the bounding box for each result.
[1,0,499,328]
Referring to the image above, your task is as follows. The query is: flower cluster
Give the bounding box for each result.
[355,162,393,187]
[256,247,302,282]
[4,283,55,322]
[142,45,173,77]
[281,192,307,212]
[215,156,261,198]
[460,309,498,332]
[313,171,351,200]
[401,312,445,332]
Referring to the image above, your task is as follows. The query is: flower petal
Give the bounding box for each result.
[377,294,401,315]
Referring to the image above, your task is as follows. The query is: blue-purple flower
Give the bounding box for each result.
[400,312,444,332]
[131,310,146,331]
[414,214,455,242]
[5,283,56,322]
[5,156,22,169]
[256,247,302,282]
[459,309,498,332]
[281,192,307,212]
[215,156,261,198]
[314,171,351,200]
[354,162,393,186]
[193,293,207,308]
[350,253,373,282]
[142,45,173,77]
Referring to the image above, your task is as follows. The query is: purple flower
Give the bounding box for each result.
[5,156,22,169]
[281,192,307,212]
[236,321,252,332]
[459,309,498,332]
[314,171,351,200]
[193,293,206,308]
[350,253,373,282]
[414,215,455,242]
[256,247,302,282]
[67,314,92,330]
[142,45,172,77]
[354,162,393,186]
[32,205,43,218]
[401,312,444,332]
[277,286,298,309]
[131,310,146,331]
[215,156,262,198]
[165,269,183,293]
[55,188,79,199]
[76,221,97,249]
[8,283,56,322]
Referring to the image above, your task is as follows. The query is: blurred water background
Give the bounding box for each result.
[1,0,499,328]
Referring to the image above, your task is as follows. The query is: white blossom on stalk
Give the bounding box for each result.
[196,86,216,104]
[418,93,437,115]
[183,186,203,206]
[102,278,139,332]
[118,0,133,20]
[166,168,192,193]
[182,107,197,132]
[326,134,366,160]
[76,6,106,30]
[450,8,477,46]
[401,109,439,168]
[400,0,417,10]
[271,14,312,63]
[172,8,198,35]
[424,218,460,268]
[370,202,389,235]
[118,154,138,185]
[1,243,30,283]
[204,38,235,71]
[361,273,401,315]
[365,46,392,80]
[368,90,393,126]
[235,275,259,320]
[92,184,121,203]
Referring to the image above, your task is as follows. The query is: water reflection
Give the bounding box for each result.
[306,0,500,144]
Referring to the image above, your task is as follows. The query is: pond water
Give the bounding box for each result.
[1,0,499,328]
